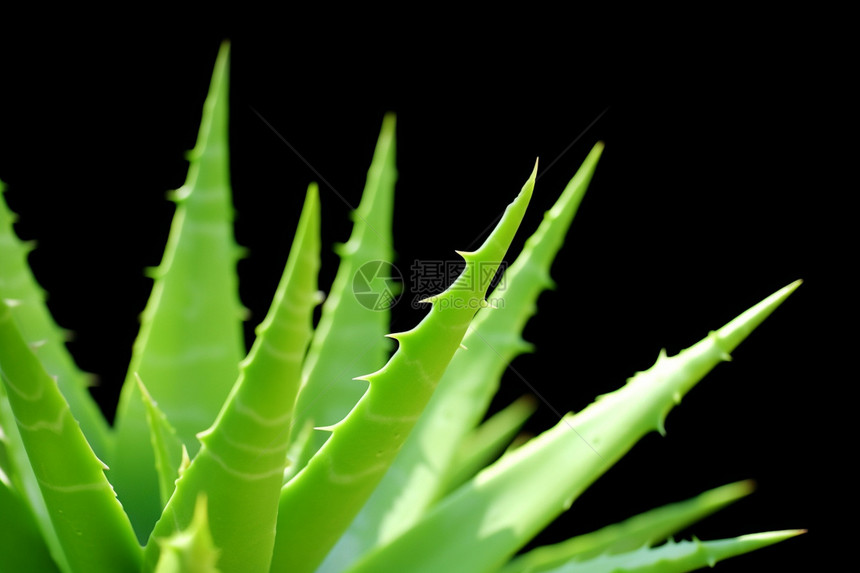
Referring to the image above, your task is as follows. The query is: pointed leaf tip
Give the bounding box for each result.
[766,528,806,538]
[586,142,605,163]
[717,279,802,354]
[719,478,756,499]
[470,164,535,261]
[154,494,221,573]
[214,40,230,72]
[381,112,396,131]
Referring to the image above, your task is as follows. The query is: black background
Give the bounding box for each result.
[0,21,847,572]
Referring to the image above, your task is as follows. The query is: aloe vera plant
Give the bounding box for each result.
[0,43,806,573]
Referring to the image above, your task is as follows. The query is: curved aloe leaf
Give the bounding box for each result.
[291,113,397,468]
[270,164,537,573]
[0,298,142,573]
[0,180,111,459]
[110,41,246,541]
[322,144,603,572]
[0,382,67,571]
[344,281,801,573]
[0,470,61,573]
[137,374,184,507]
[1,182,73,568]
[537,530,804,573]
[501,480,755,573]
[442,394,538,494]
[143,184,320,573]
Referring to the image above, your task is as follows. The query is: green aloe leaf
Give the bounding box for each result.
[0,180,111,460]
[143,184,320,573]
[442,394,538,495]
[1,180,77,570]
[0,298,142,573]
[0,415,11,479]
[0,382,66,571]
[322,144,602,572]
[344,281,800,573]
[0,465,61,573]
[110,41,246,541]
[0,44,806,573]
[270,164,537,573]
[136,374,184,508]
[152,495,221,573]
[291,113,397,469]
[536,530,804,573]
[501,480,755,573]
[282,419,314,483]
